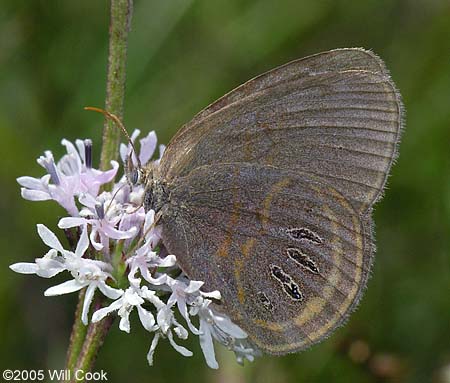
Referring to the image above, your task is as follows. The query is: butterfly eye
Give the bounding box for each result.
[130,168,140,185]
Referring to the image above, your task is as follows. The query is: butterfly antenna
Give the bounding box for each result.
[84,106,142,169]
[104,182,127,216]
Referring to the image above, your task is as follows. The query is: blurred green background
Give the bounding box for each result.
[1,1,449,382]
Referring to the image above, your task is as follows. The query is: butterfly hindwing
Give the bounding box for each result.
[161,163,372,354]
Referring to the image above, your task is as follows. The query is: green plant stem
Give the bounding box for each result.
[63,1,133,380]
[65,289,88,372]
[100,0,134,171]
[72,309,115,378]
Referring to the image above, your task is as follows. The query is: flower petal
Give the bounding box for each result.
[147,333,160,366]
[61,138,80,159]
[201,290,222,300]
[97,282,123,300]
[102,224,136,240]
[92,299,123,322]
[75,139,86,164]
[17,176,46,190]
[119,312,131,333]
[44,279,86,296]
[130,129,141,141]
[21,188,51,201]
[46,185,79,216]
[37,224,65,252]
[137,305,156,332]
[141,286,163,303]
[185,280,204,294]
[154,144,166,165]
[9,262,38,274]
[177,299,200,335]
[121,129,141,165]
[35,258,66,278]
[167,330,193,357]
[89,227,104,251]
[81,283,97,325]
[84,161,119,190]
[119,142,128,163]
[158,254,177,268]
[139,131,157,165]
[58,217,87,229]
[75,225,89,258]
[78,192,97,209]
[141,270,167,286]
[143,210,155,233]
[199,320,219,369]
[214,313,248,339]
[173,319,189,339]
[125,289,145,306]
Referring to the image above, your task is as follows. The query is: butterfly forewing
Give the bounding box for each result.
[159,48,402,213]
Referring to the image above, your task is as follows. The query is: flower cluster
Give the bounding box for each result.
[11,131,259,368]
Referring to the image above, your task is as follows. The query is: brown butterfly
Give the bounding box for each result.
[133,48,403,354]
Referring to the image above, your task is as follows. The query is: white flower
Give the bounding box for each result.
[45,257,122,325]
[44,225,122,324]
[232,338,261,365]
[92,286,157,333]
[9,224,68,278]
[166,276,221,335]
[10,223,122,325]
[9,248,65,278]
[189,299,256,369]
[60,139,119,197]
[127,250,176,287]
[58,192,137,253]
[17,139,118,216]
[126,209,174,287]
[142,287,193,366]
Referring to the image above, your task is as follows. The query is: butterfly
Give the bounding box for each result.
[131,48,403,354]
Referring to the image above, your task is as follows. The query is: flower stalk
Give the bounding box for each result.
[73,305,115,374]
[100,0,134,171]
[66,0,133,377]
[65,289,88,372]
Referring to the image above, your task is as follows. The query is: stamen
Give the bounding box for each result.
[95,202,105,220]
[84,139,92,169]
[39,152,60,185]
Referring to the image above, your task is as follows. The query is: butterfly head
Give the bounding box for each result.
[83,106,168,213]
[124,151,149,187]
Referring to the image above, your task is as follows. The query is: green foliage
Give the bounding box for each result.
[0,1,449,382]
